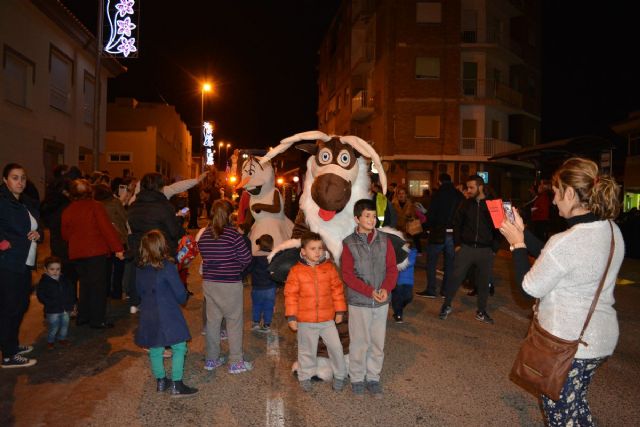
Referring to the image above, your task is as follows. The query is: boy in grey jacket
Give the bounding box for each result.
[340,199,398,398]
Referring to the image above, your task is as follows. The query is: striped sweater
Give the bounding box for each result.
[197,226,252,283]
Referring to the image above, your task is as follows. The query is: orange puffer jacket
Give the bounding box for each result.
[284,259,347,323]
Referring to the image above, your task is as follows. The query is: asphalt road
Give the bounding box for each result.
[1,239,639,426]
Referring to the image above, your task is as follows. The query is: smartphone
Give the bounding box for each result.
[180,207,190,215]
[503,201,515,223]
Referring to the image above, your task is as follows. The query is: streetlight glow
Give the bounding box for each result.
[277,177,284,185]
[202,82,212,92]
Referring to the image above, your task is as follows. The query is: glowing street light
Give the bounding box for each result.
[201,82,213,170]
[276,177,284,186]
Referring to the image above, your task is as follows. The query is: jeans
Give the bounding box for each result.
[391,285,413,317]
[46,312,70,343]
[426,234,455,295]
[444,245,495,312]
[149,341,187,381]
[0,268,31,358]
[251,288,276,325]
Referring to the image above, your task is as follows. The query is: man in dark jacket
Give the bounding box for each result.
[439,175,500,324]
[126,173,185,310]
[416,173,464,298]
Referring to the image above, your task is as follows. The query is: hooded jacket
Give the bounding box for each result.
[36,274,76,314]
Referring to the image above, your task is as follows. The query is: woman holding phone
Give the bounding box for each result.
[500,157,624,426]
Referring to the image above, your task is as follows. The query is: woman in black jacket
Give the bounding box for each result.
[126,173,185,311]
[0,163,40,368]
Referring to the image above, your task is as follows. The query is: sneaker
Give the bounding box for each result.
[129,305,139,314]
[332,378,346,392]
[204,356,227,371]
[259,324,271,334]
[228,360,253,374]
[392,314,403,324]
[475,310,494,324]
[366,381,383,399]
[2,354,37,368]
[47,343,55,350]
[220,329,228,340]
[351,381,365,397]
[439,304,452,320]
[251,322,261,331]
[299,379,313,392]
[16,345,33,355]
[416,290,437,299]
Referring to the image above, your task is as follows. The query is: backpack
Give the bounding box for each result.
[176,234,199,270]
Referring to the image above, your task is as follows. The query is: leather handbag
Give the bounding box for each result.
[405,218,423,236]
[510,221,614,401]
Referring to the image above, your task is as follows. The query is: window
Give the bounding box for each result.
[416,57,440,79]
[108,152,132,163]
[462,10,478,42]
[49,46,73,112]
[3,46,34,108]
[415,115,440,138]
[83,71,95,125]
[416,2,441,23]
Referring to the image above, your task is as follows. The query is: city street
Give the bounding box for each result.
[1,235,639,427]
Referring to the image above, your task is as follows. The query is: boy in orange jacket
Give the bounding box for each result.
[284,231,347,392]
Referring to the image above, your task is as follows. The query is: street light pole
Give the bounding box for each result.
[200,82,212,174]
[226,143,231,167]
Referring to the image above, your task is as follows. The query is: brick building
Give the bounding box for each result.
[317,0,540,201]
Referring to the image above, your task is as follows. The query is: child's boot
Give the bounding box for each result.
[156,377,170,392]
[170,380,198,397]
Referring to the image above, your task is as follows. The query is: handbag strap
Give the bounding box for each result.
[578,220,615,343]
[533,220,615,345]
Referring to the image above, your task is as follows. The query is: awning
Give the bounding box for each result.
[489,135,615,176]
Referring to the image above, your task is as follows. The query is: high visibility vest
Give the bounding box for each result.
[375,193,387,226]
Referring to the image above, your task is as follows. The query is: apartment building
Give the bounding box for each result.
[0,0,125,195]
[104,98,193,180]
[317,0,540,199]
[612,111,640,212]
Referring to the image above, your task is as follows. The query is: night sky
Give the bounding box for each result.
[61,1,640,152]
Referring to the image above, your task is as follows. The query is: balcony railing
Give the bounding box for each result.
[460,138,521,157]
[461,79,523,108]
[351,90,374,120]
[461,30,523,57]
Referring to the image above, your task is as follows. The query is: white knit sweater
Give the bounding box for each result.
[522,220,624,359]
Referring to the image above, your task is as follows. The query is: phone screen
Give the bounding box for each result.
[181,207,189,214]
[503,201,515,223]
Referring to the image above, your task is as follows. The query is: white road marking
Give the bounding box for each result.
[266,397,285,427]
[497,306,530,323]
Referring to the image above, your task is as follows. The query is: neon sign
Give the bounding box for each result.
[203,122,215,165]
[104,0,140,58]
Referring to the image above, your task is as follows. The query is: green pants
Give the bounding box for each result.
[149,341,187,381]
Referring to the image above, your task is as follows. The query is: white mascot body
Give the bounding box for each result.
[238,156,294,255]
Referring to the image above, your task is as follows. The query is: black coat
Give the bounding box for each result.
[0,185,40,272]
[426,182,464,229]
[248,255,276,289]
[127,190,185,259]
[36,274,76,314]
[135,261,191,348]
[40,187,71,260]
[453,197,501,252]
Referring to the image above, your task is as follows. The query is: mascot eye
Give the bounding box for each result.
[318,148,333,165]
[337,150,351,167]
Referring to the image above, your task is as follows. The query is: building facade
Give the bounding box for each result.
[0,0,124,195]
[612,111,640,212]
[317,0,540,200]
[104,98,193,180]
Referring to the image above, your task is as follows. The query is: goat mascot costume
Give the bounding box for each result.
[237,156,294,255]
[264,131,408,281]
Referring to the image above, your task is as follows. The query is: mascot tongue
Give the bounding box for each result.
[318,208,336,221]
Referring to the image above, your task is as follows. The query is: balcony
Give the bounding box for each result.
[460,31,523,59]
[460,138,521,157]
[351,41,375,74]
[351,90,374,121]
[461,79,523,109]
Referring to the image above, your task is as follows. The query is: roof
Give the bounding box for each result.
[489,135,615,163]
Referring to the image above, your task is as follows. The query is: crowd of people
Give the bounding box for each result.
[0,157,627,424]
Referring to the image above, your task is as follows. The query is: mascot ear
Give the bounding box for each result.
[296,143,318,155]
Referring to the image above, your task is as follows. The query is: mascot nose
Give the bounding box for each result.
[311,173,352,212]
[236,176,251,190]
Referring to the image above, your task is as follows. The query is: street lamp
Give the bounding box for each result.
[226,143,231,167]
